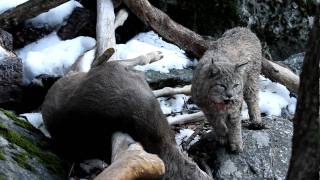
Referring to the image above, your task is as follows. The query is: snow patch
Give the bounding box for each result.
[19,113,51,138]
[16,32,96,83]
[158,94,190,115]
[27,0,82,28]
[0,0,28,14]
[175,128,200,147]
[117,31,196,73]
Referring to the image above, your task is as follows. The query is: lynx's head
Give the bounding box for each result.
[205,58,248,105]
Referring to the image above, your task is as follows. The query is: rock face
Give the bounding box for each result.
[0,109,66,179]
[281,53,304,75]
[189,117,293,180]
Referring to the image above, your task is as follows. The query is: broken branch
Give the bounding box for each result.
[153,85,191,97]
[94,132,165,180]
[0,0,68,30]
[167,111,205,125]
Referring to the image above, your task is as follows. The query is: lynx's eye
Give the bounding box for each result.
[233,83,240,88]
[216,84,226,89]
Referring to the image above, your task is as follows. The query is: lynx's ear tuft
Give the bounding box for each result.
[235,61,248,73]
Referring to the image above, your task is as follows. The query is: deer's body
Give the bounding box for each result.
[42,53,211,180]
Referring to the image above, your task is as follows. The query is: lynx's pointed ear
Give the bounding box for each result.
[208,62,220,78]
[235,61,248,73]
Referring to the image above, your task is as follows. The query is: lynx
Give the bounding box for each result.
[192,27,264,153]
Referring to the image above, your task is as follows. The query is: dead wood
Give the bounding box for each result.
[94,132,165,180]
[167,111,205,125]
[57,7,93,40]
[96,0,116,59]
[122,0,208,58]
[153,85,191,97]
[261,58,299,93]
[0,0,68,30]
[122,0,299,93]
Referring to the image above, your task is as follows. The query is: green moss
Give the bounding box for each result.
[0,149,5,161]
[12,152,35,172]
[0,172,5,180]
[0,109,35,132]
[0,122,65,175]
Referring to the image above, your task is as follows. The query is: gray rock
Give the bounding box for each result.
[281,52,304,75]
[0,57,24,110]
[145,68,193,89]
[0,109,66,179]
[189,117,292,180]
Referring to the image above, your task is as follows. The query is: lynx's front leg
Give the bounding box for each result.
[226,114,243,153]
[244,75,266,129]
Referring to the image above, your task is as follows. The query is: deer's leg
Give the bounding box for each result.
[118,51,163,67]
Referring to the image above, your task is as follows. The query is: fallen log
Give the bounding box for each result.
[94,133,166,180]
[122,0,299,93]
[167,111,205,125]
[0,0,69,30]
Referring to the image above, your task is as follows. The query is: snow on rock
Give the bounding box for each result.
[0,0,28,14]
[27,0,82,28]
[0,0,81,28]
[19,112,51,138]
[175,128,200,147]
[258,76,296,116]
[158,94,191,115]
[16,32,96,83]
[117,31,196,73]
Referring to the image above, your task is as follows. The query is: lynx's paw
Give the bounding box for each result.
[229,142,243,154]
[248,121,270,130]
[145,51,163,63]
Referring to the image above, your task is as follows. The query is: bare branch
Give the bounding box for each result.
[262,58,299,93]
[96,0,116,59]
[167,111,205,125]
[114,9,129,30]
[0,0,68,30]
[153,85,191,97]
[94,132,165,180]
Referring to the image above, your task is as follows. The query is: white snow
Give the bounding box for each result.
[27,0,82,28]
[19,113,51,138]
[158,94,191,115]
[117,31,196,73]
[258,76,296,117]
[175,128,200,147]
[0,0,29,14]
[16,32,96,83]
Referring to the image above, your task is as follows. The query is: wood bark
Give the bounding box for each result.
[0,0,68,30]
[286,10,320,180]
[153,85,191,97]
[261,59,299,93]
[122,0,208,58]
[96,0,116,59]
[94,132,165,180]
[167,111,205,125]
[122,0,299,93]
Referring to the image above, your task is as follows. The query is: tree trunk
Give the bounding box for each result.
[0,0,68,30]
[286,8,320,180]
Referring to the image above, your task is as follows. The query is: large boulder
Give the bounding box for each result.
[189,117,293,180]
[0,109,67,179]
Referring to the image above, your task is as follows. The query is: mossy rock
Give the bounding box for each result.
[0,109,67,180]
